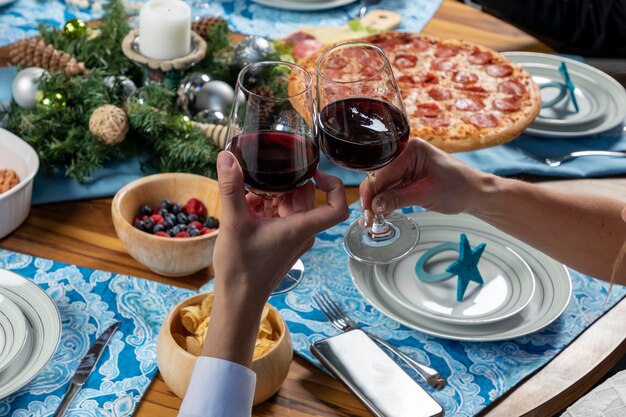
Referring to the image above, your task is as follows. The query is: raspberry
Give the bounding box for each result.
[155,231,170,237]
[150,214,164,225]
[189,221,203,230]
[201,227,215,235]
[184,198,207,217]
[175,231,190,238]
[152,206,161,214]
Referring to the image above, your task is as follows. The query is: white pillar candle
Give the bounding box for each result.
[139,0,191,60]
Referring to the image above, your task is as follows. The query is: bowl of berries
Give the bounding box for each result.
[112,173,221,277]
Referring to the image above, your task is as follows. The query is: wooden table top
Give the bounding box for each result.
[1,1,626,416]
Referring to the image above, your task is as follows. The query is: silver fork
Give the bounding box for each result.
[313,291,446,390]
[516,148,626,167]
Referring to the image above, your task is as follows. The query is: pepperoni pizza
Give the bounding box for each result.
[298,32,540,152]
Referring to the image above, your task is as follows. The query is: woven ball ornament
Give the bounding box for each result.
[89,104,129,145]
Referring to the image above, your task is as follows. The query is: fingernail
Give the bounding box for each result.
[217,151,235,169]
[360,197,365,211]
[372,196,386,213]
[363,210,371,227]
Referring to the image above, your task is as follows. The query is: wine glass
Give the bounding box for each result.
[316,42,420,264]
[226,61,318,294]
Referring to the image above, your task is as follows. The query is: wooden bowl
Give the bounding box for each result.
[157,293,293,405]
[111,173,221,277]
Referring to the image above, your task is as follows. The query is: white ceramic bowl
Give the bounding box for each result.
[0,128,39,239]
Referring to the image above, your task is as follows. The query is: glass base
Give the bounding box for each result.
[272,258,305,295]
[344,212,420,265]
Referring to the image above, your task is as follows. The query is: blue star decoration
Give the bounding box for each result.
[445,233,486,302]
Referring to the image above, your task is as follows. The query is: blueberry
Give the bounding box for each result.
[188,227,200,237]
[167,228,176,237]
[204,216,219,229]
[176,213,188,225]
[165,213,176,223]
[161,199,173,211]
[134,220,147,231]
[145,218,155,230]
[187,214,199,222]
[172,203,182,214]
[171,224,185,235]
[153,224,165,234]
[163,219,175,230]
[140,204,152,216]
[158,208,169,217]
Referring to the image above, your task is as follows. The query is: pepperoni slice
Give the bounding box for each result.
[370,35,396,52]
[397,74,419,87]
[487,64,513,78]
[420,117,450,127]
[406,38,429,52]
[494,96,522,112]
[414,103,441,118]
[498,80,526,96]
[460,85,488,94]
[454,71,478,84]
[428,86,452,101]
[394,54,418,69]
[325,55,347,70]
[454,96,485,111]
[431,59,455,71]
[424,72,439,84]
[468,113,498,129]
[467,51,493,65]
[435,45,458,58]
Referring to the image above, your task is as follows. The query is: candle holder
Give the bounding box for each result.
[122,29,207,89]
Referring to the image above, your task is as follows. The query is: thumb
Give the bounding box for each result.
[371,188,409,215]
[217,151,247,220]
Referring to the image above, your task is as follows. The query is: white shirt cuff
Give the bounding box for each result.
[178,356,256,417]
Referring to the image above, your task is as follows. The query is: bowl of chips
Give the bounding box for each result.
[157,292,293,405]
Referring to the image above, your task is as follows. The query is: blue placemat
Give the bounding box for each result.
[267,204,626,417]
[0,0,442,47]
[0,249,195,416]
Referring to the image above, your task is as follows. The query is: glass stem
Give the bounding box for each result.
[367,172,393,239]
[263,197,274,218]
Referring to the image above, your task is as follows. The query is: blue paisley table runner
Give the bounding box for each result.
[1,204,625,416]
[0,0,442,47]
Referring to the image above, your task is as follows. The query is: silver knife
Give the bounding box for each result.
[359,0,381,18]
[53,321,121,417]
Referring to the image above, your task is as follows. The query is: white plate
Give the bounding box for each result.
[375,229,536,325]
[250,0,356,11]
[0,293,28,373]
[350,212,572,342]
[0,269,61,399]
[503,52,626,138]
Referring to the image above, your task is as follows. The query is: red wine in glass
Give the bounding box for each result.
[319,97,410,171]
[229,130,319,194]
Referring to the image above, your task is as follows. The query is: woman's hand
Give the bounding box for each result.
[359,138,494,224]
[203,151,349,366]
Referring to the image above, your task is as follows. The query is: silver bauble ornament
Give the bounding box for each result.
[199,80,236,112]
[11,67,46,109]
[231,36,273,70]
[177,72,212,116]
[195,108,228,125]
[103,75,137,101]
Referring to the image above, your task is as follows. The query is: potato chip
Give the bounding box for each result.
[180,305,202,333]
[176,295,279,358]
[186,335,203,356]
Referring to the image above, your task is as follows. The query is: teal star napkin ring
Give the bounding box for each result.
[415,233,486,302]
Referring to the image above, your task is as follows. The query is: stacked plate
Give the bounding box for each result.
[503,52,626,138]
[0,269,61,399]
[250,0,356,11]
[350,212,572,342]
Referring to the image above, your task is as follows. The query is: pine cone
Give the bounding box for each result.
[249,86,275,123]
[191,17,226,41]
[9,38,88,76]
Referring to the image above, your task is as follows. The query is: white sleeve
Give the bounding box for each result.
[177,356,256,417]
